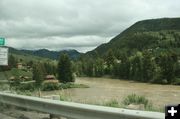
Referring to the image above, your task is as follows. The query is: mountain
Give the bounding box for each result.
[8,47,82,60]
[85,18,180,57]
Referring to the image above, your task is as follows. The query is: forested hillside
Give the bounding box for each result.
[75,18,180,84]
[86,18,180,57]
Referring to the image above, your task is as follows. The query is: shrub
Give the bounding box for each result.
[42,82,59,91]
[59,83,71,89]
[123,94,152,109]
[14,82,35,91]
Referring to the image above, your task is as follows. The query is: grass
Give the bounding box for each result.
[122,94,153,110]
[42,82,89,91]
[55,92,162,112]
[59,83,89,89]
[16,90,33,96]
[56,94,163,112]
[103,99,119,108]
[59,94,72,101]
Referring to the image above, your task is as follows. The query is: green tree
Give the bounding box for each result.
[27,60,33,67]
[8,55,17,69]
[32,63,44,87]
[129,52,143,81]
[142,50,156,82]
[119,53,130,79]
[85,59,94,77]
[105,49,115,74]
[94,58,104,77]
[58,53,74,83]
[157,52,178,83]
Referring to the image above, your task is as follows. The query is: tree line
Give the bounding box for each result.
[74,49,180,85]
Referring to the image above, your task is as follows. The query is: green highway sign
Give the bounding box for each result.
[0,37,5,46]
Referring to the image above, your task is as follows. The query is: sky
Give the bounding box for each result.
[0,0,180,53]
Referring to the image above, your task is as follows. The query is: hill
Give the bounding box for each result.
[8,47,82,60]
[76,18,180,84]
[85,18,180,57]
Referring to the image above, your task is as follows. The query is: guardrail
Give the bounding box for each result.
[0,92,164,119]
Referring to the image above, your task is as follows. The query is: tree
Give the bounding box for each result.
[32,63,44,87]
[94,58,104,77]
[8,55,17,69]
[129,52,143,81]
[58,53,74,83]
[105,49,115,74]
[105,49,115,67]
[86,59,94,77]
[157,52,178,83]
[142,50,156,82]
[27,60,33,67]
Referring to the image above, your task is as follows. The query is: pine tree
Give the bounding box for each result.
[129,52,143,81]
[94,58,104,77]
[58,53,74,83]
[105,49,115,74]
[118,53,130,79]
[142,50,156,82]
[33,63,44,87]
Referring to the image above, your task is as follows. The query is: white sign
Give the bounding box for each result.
[0,47,8,65]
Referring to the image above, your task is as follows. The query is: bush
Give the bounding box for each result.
[123,94,152,109]
[42,82,59,91]
[13,82,35,91]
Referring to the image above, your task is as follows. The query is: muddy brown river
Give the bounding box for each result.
[41,77,180,109]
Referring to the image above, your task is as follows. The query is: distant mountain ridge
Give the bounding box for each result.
[8,47,82,60]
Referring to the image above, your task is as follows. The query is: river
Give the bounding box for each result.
[41,77,180,109]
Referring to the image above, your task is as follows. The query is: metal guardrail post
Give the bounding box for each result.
[42,95,62,119]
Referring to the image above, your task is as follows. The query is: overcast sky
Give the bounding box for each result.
[0,0,180,53]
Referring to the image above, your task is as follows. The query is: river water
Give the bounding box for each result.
[41,77,180,109]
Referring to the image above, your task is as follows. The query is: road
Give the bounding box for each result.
[0,109,50,119]
[0,113,16,119]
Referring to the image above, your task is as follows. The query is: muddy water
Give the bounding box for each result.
[41,77,180,108]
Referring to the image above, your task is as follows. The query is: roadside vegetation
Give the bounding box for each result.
[57,93,163,112]
[122,94,153,110]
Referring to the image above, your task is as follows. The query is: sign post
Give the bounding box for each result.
[0,37,8,66]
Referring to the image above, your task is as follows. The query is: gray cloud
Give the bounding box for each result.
[0,0,180,52]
